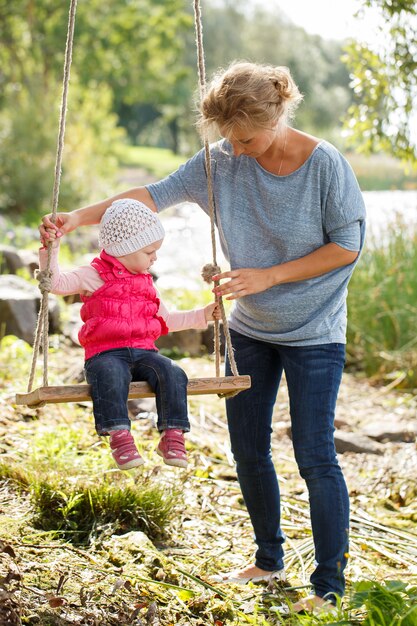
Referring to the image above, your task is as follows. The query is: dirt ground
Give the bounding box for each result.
[1,342,417,624]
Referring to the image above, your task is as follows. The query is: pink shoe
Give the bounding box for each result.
[109,430,144,470]
[157,429,188,468]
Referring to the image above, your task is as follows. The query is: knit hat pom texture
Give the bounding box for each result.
[99,198,165,257]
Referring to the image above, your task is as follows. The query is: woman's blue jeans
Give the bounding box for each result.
[225,329,349,601]
[84,348,189,435]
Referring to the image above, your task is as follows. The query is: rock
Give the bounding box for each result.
[0,275,60,344]
[286,426,385,454]
[362,422,417,443]
[201,322,225,356]
[0,276,40,344]
[62,302,83,345]
[104,531,157,556]
[19,250,39,277]
[334,431,384,454]
[334,418,350,429]
[0,244,38,276]
[128,397,157,418]
[156,328,206,357]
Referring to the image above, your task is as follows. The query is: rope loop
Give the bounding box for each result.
[201,263,221,283]
[35,269,53,294]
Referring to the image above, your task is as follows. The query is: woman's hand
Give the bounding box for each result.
[39,212,79,246]
[39,227,61,249]
[212,268,274,300]
[204,302,222,322]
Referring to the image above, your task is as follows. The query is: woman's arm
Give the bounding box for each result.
[213,243,359,300]
[39,187,155,243]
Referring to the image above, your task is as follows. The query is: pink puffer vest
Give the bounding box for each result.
[79,250,168,360]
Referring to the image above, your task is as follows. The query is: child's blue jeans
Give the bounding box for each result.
[225,329,349,602]
[84,347,189,434]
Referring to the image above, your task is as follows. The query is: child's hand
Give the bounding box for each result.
[204,302,221,322]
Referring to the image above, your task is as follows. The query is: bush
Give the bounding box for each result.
[0,78,124,223]
[347,218,417,389]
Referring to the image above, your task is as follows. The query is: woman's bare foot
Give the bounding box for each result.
[228,565,269,579]
[210,564,286,584]
[292,594,336,614]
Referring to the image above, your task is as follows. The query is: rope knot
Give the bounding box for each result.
[201,263,220,283]
[35,269,53,294]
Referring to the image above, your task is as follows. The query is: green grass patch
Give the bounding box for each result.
[347,219,417,389]
[30,477,175,543]
[0,423,179,544]
[347,152,417,191]
[351,579,417,625]
[120,145,187,179]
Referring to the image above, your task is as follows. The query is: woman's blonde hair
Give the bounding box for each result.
[197,61,303,141]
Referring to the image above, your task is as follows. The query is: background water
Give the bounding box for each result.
[156,190,417,290]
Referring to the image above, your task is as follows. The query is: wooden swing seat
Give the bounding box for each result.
[15,375,251,406]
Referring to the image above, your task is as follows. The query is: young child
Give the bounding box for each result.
[39,198,220,470]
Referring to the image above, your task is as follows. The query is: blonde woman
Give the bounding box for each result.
[40,61,366,614]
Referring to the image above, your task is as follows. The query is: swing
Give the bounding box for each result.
[15,0,251,407]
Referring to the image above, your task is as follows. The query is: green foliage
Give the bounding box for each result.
[0,336,33,382]
[0,0,191,217]
[30,478,175,543]
[0,79,123,221]
[352,580,417,625]
[347,220,417,388]
[195,2,351,135]
[0,423,178,543]
[348,153,417,191]
[0,0,192,110]
[120,145,187,178]
[343,1,417,165]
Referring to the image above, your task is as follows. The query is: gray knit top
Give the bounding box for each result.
[147,140,366,346]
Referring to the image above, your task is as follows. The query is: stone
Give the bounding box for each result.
[156,328,205,357]
[334,431,385,454]
[105,530,157,555]
[362,422,417,443]
[0,244,38,277]
[0,275,60,344]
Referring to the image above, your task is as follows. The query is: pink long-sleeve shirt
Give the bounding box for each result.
[39,246,208,333]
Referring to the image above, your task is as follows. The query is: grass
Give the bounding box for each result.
[347,152,417,191]
[1,345,417,622]
[351,580,417,625]
[347,218,417,389]
[119,145,187,179]
[0,422,178,544]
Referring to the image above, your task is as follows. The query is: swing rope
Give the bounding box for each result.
[20,0,248,406]
[27,0,78,393]
[193,0,239,383]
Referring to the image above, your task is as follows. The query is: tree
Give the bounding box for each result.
[184,1,351,138]
[343,0,417,164]
[0,0,192,216]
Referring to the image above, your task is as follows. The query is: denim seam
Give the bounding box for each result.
[139,362,169,429]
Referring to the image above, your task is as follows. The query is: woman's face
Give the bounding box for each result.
[224,125,279,158]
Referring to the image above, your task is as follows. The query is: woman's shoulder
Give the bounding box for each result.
[310,137,347,163]
[307,139,353,178]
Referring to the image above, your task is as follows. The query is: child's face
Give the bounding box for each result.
[117,239,163,274]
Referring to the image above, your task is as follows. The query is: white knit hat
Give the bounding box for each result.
[99,198,165,257]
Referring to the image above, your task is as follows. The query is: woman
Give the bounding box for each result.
[40,61,366,613]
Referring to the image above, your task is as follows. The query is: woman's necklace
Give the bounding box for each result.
[277,128,288,176]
